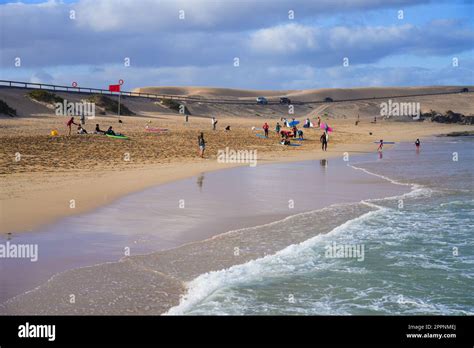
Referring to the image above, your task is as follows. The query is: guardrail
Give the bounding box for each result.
[0,79,470,106]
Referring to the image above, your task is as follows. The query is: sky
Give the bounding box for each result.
[0,0,473,91]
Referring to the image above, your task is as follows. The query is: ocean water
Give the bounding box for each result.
[169,137,474,315]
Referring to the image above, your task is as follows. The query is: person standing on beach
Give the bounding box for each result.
[292,125,298,138]
[320,132,328,151]
[275,122,281,134]
[415,138,421,153]
[317,116,321,128]
[263,122,269,137]
[378,139,384,152]
[212,117,218,130]
[198,132,206,158]
[66,116,79,136]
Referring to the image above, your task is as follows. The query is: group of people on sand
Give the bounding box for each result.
[66,117,121,136]
[260,118,333,148]
[263,121,304,140]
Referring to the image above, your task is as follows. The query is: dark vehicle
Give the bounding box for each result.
[256,96,268,105]
[324,97,334,102]
[461,88,469,93]
[279,97,291,105]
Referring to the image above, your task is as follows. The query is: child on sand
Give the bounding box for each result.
[415,139,420,148]
[263,122,269,137]
[106,126,116,136]
[66,117,79,135]
[275,122,281,133]
[77,125,88,134]
[292,126,298,138]
[198,132,206,158]
[95,124,106,134]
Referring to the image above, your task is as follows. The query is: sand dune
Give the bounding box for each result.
[134,85,472,102]
[2,86,473,121]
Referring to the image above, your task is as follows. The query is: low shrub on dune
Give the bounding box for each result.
[160,98,191,115]
[27,90,64,104]
[0,99,17,117]
[86,94,135,115]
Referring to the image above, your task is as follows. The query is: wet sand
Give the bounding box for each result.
[0,156,409,314]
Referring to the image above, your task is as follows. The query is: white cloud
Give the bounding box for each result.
[249,24,319,54]
[1,0,472,88]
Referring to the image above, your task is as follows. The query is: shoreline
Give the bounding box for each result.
[0,143,372,234]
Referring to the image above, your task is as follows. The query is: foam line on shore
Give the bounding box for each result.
[166,205,384,315]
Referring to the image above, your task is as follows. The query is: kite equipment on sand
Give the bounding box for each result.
[320,123,333,132]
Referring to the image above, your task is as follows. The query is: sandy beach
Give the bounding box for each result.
[1,86,473,234]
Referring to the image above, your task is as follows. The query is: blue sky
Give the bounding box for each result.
[0,0,473,90]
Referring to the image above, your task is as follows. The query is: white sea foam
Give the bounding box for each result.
[166,207,384,315]
[348,163,433,201]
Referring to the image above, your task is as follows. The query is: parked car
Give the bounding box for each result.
[279,97,291,105]
[461,88,469,93]
[324,97,334,102]
[256,96,268,105]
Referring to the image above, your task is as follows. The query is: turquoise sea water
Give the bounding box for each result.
[170,137,474,315]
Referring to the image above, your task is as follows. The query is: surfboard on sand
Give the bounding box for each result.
[106,134,129,140]
[145,127,168,132]
[256,134,267,138]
